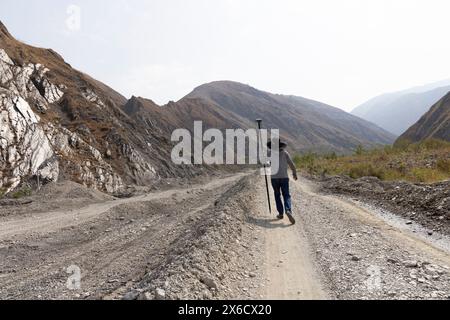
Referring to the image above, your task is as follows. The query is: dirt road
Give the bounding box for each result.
[260,216,327,299]
[1,172,449,300]
[253,178,450,300]
[0,174,244,240]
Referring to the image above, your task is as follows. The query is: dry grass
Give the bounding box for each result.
[294,139,450,183]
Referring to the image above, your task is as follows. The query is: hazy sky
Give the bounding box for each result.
[1,0,450,111]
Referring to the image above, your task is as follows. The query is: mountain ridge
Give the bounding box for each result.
[352,81,450,135]
[181,81,396,153]
[397,92,450,143]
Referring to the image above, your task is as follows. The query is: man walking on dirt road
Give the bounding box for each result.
[267,140,298,225]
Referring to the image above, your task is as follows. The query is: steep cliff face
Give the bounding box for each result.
[0,22,195,195]
[0,45,126,193]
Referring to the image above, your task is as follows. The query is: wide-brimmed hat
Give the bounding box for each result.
[267,139,287,150]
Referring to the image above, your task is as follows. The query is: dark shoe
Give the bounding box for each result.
[286,210,296,225]
[277,214,284,220]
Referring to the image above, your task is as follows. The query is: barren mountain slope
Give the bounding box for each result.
[353,82,450,135]
[183,81,396,153]
[397,92,450,143]
[123,96,254,134]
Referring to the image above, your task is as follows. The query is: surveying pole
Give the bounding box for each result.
[256,119,272,214]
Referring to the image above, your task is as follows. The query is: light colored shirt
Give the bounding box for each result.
[271,150,297,179]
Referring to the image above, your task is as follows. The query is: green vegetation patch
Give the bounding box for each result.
[11,187,32,199]
[294,139,450,183]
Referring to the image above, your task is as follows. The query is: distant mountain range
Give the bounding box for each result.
[180,81,395,153]
[123,80,396,155]
[0,20,394,194]
[352,80,450,136]
[397,92,450,143]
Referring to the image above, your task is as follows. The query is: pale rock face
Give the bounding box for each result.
[14,96,40,124]
[27,127,54,174]
[0,50,63,109]
[0,48,154,195]
[83,88,105,108]
[0,50,62,192]
[33,64,64,104]
[45,125,124,192]
[0,49,14,84]
[0,49,14,65]
[121,143,157,183]
[0,91,56,192]
[10,64,34,96]
[37,159,59,183]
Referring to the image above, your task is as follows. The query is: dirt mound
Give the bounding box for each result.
[0,180,114,218]
[36,180,114,202]
[123,174,261,300]
[319,175,450,234]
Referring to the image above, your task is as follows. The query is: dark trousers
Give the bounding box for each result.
[271,178,292,215]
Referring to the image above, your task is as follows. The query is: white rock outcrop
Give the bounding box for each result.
[45,125,124,192]
[0,91,57,192]
[82,88,105,108]
[0,48,124,194]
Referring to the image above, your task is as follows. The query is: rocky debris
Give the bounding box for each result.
[122,175,262,300]
[404,260,419,268]
[298,181,450,300]
[122,291,140,301]
[0,173,259,300]
[319,175,450,235]
[0,179,115,218]
[138,292,153,301]
[154,288,166,300]
[200,275,218,290]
